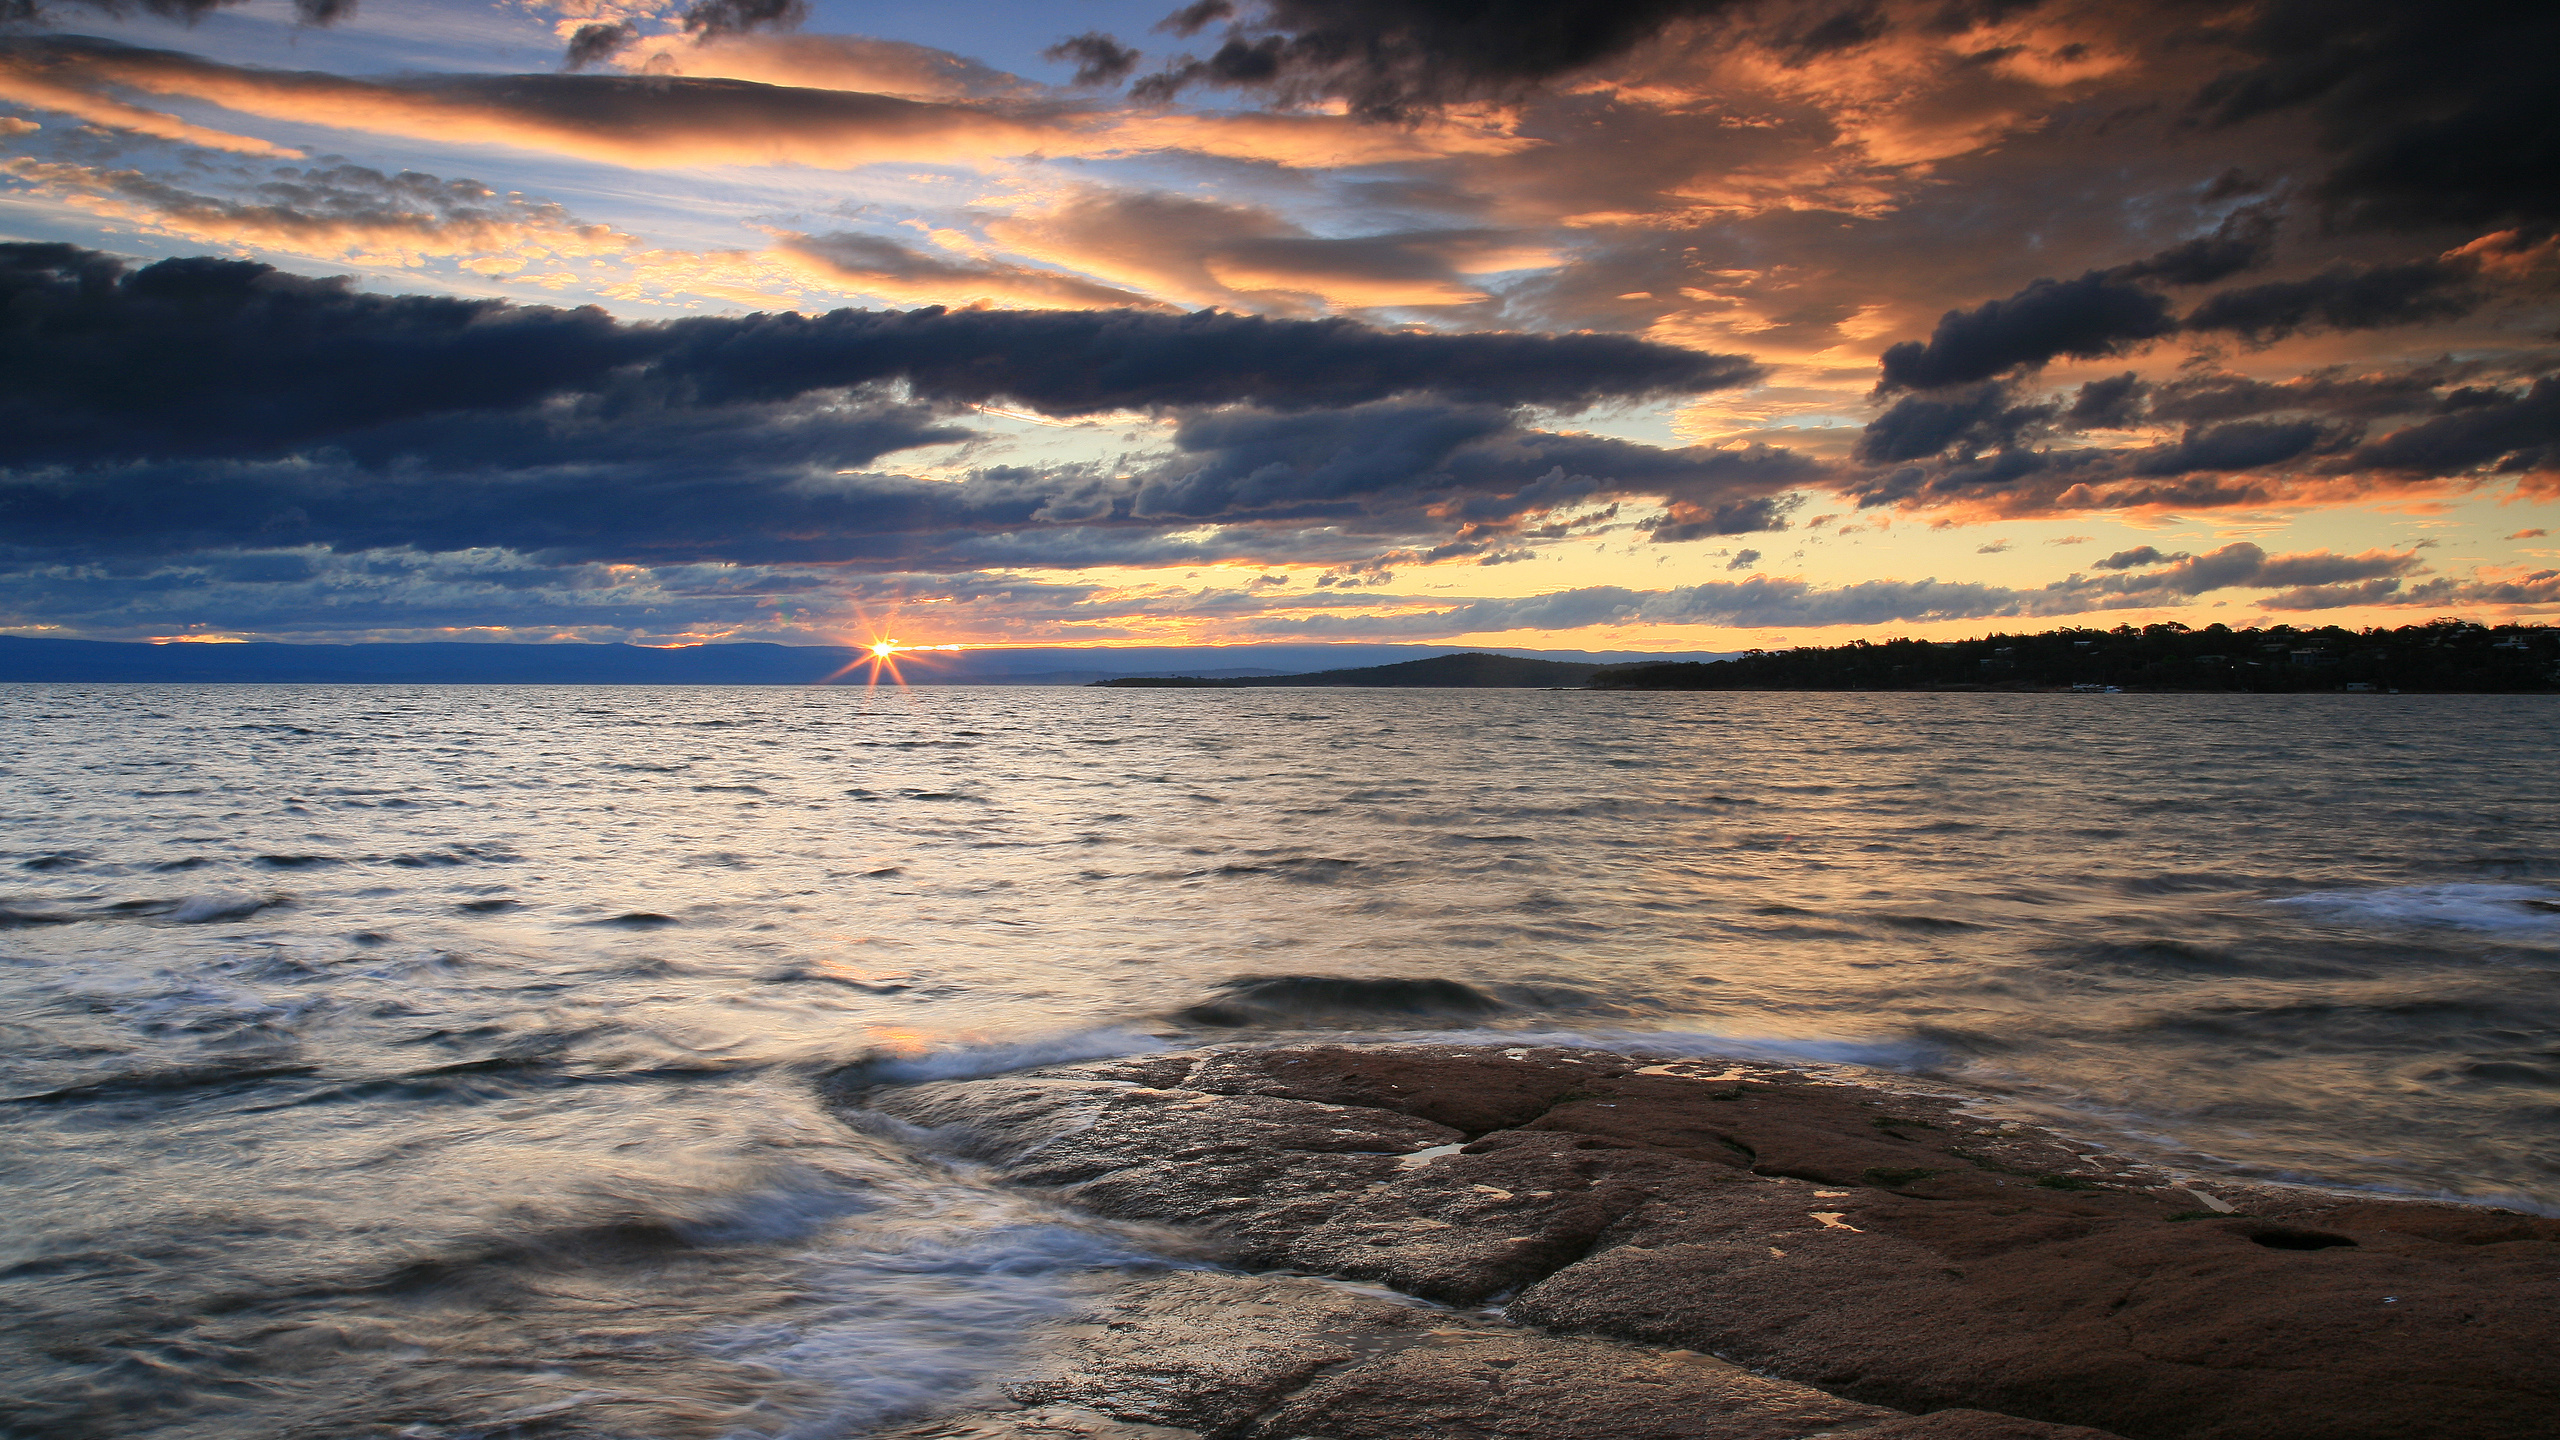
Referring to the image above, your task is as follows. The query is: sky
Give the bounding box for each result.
[0,0,2552,652]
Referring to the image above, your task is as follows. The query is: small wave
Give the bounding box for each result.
[7,1060,319,1105]
[1176,974,1508,1028]
[1870,913,1984,932]
[2115,871,2257,896]
[2268,883,2560,933]
[168,892,286,924]
[386,845,520,867]
[1322,1024,1943,1072]
[823,1030,1169,1093]
[588,912,678,928]
[0,906,79,928]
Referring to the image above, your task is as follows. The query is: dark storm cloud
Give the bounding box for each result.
[2078,541,2425,596]
[0,244,1755,469]
[0,415,995,564]
[0,400,1810,569]
[1837,357,2560,516]
[563,23,638,72]
[2179,258,2482,344]
[0,0,348,23]
[1874,274,2179,392]
[2063,372,2147,430]
[1045,32,1142,87]
[1127,399,1815,526]
[2124,418,2342,477]
[1092,0,2552,241]
[1649,495,1797,542]
[1871,227,2479,395]
[1121,0,1756,119]
[2107,206,2280,287]
[2092,546,2173,571]
[1856,382,2054,463]
[678,0,808,40]
[2194,0,2560,233]
[2140,362,2501,426]
[2333,376,2560,478]
[0,246,1789,568]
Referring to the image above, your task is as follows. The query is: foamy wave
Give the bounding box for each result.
[712,1220,1187,1440]
[167,892,284,924]
[664,1163,880,1247]
[835,1030,1173,1090]
[1335,1025,1941,1072]
[2267,883,2560,933]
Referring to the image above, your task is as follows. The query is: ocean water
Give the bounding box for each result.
[3,683,2556,1438]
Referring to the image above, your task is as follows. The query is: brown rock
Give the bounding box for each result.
[847,1044,2558,1440]
[1825,1412,2126,1440]
[883,1408,1199,1439]
[888,1270,1913,1440]
[1259,1325,1901,1440]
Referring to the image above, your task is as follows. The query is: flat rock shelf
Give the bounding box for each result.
[838,1043,2560,1440]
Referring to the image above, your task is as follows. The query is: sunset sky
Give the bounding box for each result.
[1,0,2552,651]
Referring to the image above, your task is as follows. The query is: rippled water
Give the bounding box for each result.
[3,684,2556,1437]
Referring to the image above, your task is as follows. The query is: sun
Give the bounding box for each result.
[817,633,968,687]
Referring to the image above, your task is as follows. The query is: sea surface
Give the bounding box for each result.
[3,683,2556,1438]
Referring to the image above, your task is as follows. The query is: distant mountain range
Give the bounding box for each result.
[0,636,1730,686]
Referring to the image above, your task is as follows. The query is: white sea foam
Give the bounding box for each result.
[167,892,282,924]
[712,1218,1190,1440]
[2267,883,2560,933]
[847,1029,1174,1087]
[665,1162,881,1247]
[1378,1025,1939,1071]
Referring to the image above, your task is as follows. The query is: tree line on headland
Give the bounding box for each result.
[1094,620,2560,692]
[1589,620,2559,692]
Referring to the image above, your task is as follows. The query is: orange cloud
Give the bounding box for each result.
[773,230,1166,310]
[985,187,1555,312]
[0,52,297,156]
[7,34,1534,180]
[13,38,1055,168]
[625,32,1041,102]
[1,158,632,269]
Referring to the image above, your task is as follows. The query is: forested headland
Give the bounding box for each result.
[1590,620,2560,692]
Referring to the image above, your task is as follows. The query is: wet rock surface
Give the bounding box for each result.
[854,1044,2560,1440]
[877,1269,1916,1440]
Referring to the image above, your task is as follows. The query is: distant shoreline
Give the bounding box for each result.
[1097,623,2560,694]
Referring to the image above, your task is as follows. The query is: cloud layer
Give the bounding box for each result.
[0,0,2553,644]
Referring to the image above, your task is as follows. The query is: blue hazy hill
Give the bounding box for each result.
[0,636,1729,685]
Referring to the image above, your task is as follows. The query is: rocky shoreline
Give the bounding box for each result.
[836,1042,2557,1440]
